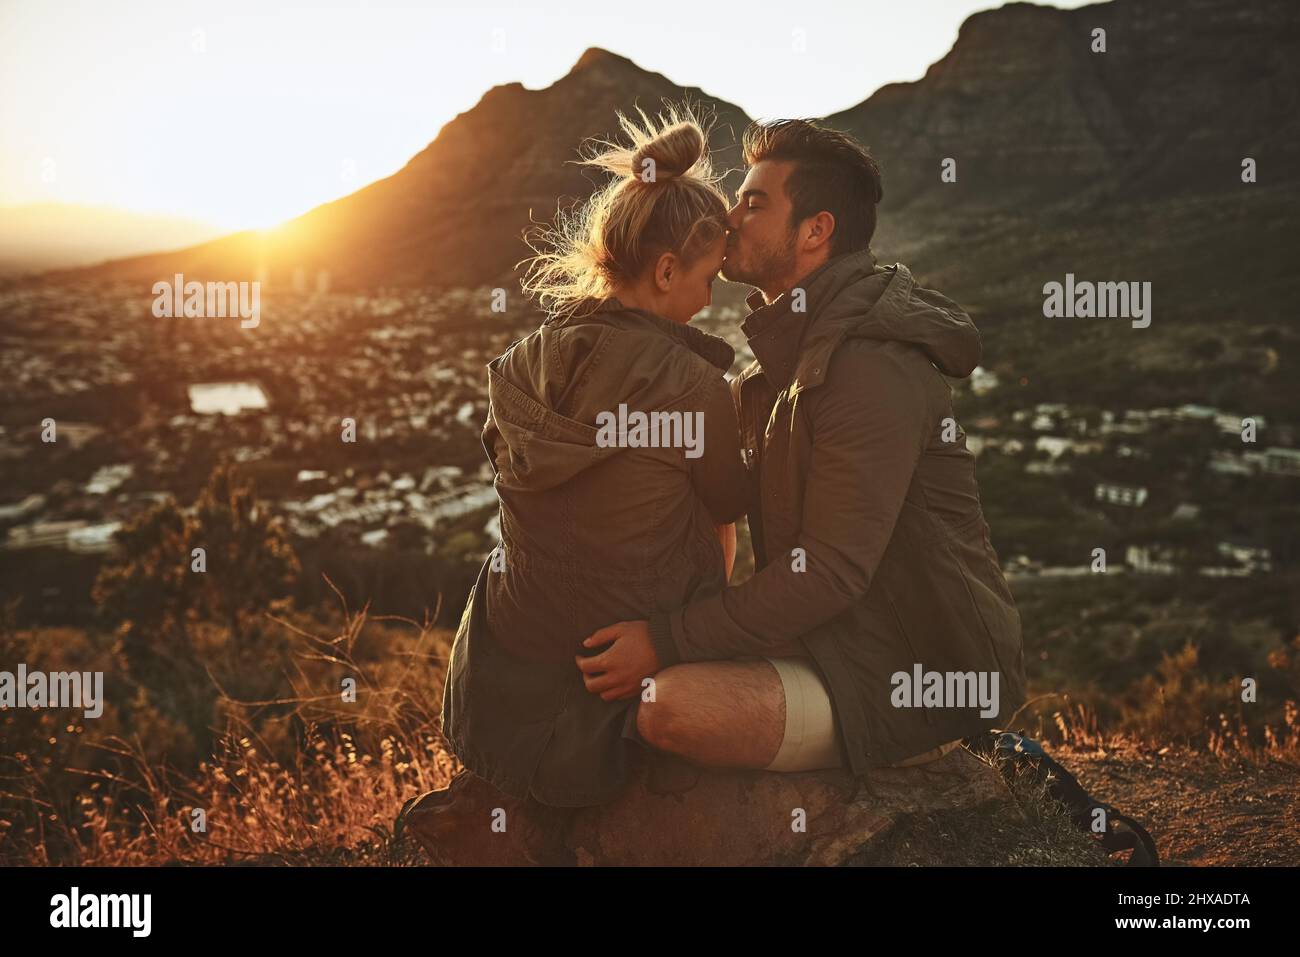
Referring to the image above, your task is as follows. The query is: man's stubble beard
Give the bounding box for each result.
[722,228,798,295]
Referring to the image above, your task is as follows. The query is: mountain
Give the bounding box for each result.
[37,0,1300,419]
[831,0,1299,211]
[48,48,751,291]
[815,0,1300,419]
[0,204,223,277]
[826,0,1300,301]
[51,0,1298,296]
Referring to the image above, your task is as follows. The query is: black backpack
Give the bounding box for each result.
[965,729,1160,867]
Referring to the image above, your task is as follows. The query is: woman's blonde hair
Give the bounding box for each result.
[521,102,730,318]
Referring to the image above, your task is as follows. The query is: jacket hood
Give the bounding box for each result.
[485,301,733,492]
[486,360,611,492]
[771,251,982,395]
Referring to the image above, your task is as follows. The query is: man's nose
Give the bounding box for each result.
[726,203,743,231]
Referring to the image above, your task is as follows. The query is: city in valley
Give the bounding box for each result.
[0,277,1295,627]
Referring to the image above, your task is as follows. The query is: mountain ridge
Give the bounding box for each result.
[43,43,751,290]
[34,0,1300,302]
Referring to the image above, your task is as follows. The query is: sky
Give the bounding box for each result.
[1,0,1093,231]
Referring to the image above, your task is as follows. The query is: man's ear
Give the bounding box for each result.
[654,251,677,292]
[802,211,836,253]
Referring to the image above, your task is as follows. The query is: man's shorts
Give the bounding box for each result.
[754,655,963,772]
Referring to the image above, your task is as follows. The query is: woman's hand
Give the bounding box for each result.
[575,620,658,702]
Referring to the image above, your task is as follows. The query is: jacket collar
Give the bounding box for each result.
[546,296,735,372]
[739,292,814,391]
[739,250,882,393]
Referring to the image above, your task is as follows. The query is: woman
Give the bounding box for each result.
[438,105,748,808]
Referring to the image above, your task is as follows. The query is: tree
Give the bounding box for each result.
[189,462,300,643]
[92,494,205,731]
[92,460,301,749]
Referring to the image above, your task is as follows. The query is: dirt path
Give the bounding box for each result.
[1053,743,1300,866]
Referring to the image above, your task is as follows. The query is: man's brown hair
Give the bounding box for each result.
[741,119,883,257]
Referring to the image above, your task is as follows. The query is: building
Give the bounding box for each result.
[1262,447,1300,477]
[1095,483,1148,507]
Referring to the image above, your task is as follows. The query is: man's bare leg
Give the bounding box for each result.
[636,659,786,769]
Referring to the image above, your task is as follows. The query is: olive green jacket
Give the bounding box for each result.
[648,250,1028,775]
[440,298,747,805]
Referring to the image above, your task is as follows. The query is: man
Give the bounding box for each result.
[576,119,1028,778]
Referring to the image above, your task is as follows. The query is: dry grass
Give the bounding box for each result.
[4,589,1297,865]
[1,577,460,866]
[58,730,455,866]
[1039,692,1300,762]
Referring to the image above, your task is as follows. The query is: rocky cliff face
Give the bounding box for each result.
[830,0,1299,213]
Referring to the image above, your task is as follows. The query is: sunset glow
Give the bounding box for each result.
[1,0,1091,231]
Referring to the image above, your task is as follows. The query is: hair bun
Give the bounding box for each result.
[631,121,705,183]
[521,103,729,319]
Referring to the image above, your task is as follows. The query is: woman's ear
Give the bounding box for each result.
[654,251,676,292]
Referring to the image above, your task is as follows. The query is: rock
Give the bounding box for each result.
[401,744,1017,866]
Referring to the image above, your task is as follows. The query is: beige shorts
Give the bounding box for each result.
[753,655,963,772]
